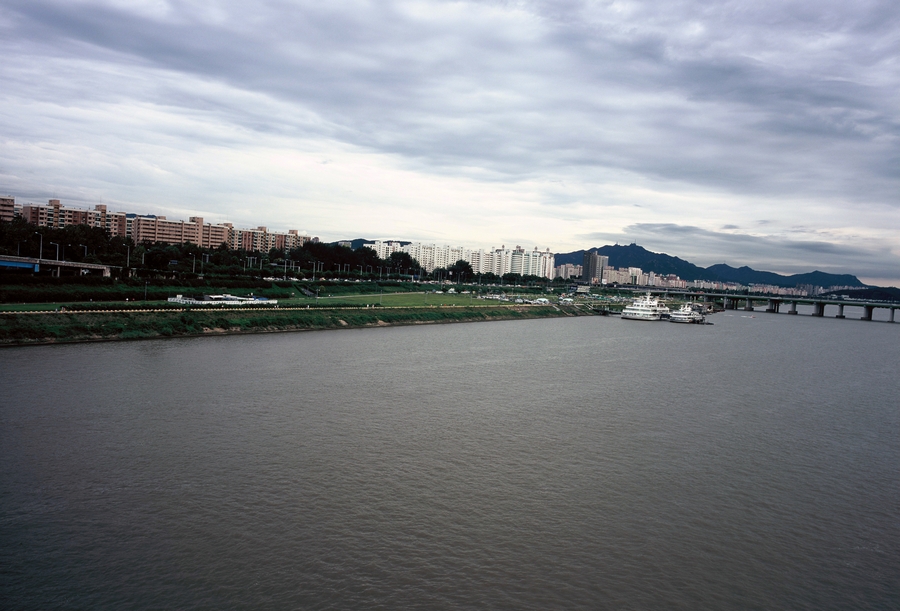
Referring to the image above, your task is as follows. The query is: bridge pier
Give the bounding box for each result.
[788,301,798,315]
[812,302,825,317]
[891,308,896,323]
[744,298,755,311]
[861,305,874,321]
[766,299,780,313]
[835,304,845,319]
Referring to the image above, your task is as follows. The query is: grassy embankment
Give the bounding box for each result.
[0,278,602,345]
[0,304,585,346]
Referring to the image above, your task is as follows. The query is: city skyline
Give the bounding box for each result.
[2,1,899,286]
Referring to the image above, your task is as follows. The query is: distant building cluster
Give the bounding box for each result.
[553,263,582,279]
[365,240,556,279]
[3,197,318,251]
[748,284,813,297]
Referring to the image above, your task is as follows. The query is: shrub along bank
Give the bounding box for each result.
[0,305,582,345]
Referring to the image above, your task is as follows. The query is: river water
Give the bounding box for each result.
[1,310,898,609]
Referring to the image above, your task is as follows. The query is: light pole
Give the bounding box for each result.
[191,253,196,274]
[79,244,87,258]
[49,242,60,277]
[34,232,43,260]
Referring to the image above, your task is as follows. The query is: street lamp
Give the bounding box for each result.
[49,242,60,260]
[34,232,43,260]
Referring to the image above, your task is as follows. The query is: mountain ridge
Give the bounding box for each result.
[555,244,866,288]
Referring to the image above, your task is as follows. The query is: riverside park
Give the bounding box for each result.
[0,280,610,346]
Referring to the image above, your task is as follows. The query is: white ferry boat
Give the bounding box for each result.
[167,294,277,306]
[669,303,705,324]
[621,293,670,321]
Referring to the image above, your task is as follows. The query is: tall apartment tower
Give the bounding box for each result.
[581,250,608,284]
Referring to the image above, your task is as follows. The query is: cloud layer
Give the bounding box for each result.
[1,0,898,284]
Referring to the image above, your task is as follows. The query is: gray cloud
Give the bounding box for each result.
[1,0,899,283]
[4,1,898,189]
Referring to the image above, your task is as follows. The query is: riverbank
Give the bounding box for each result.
[0,304,590,346]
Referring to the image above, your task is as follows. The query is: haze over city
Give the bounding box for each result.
[1,0,898,285]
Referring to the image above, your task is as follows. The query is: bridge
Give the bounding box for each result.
[650,290,899,322]
[0,255,114,277]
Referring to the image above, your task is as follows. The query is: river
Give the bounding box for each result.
[1,311,898,609]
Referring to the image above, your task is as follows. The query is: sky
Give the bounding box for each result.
[1,0,899,285]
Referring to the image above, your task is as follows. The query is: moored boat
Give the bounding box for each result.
[621,293,670,321]
[669,303,705,323]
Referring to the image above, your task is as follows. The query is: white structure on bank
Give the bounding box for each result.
[364,241,555,279]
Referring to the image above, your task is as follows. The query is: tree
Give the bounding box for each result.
[388,251,420,271]
[448,259,473,283]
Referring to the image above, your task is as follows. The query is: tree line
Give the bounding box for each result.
[0,218,552,285]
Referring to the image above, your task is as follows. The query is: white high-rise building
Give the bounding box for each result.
[362,241,556,278]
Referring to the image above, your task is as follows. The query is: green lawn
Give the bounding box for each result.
[311,292,501,307]
[0,291,543,312]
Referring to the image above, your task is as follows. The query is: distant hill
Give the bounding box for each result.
[556,243,866,287]
[555,244,718,282]
[706,264,866,288]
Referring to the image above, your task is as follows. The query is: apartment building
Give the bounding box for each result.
[18,199,128,236]
[553,263,582,280]
[581,251,609,284]
[229,227,311,252]
[8,198,316,251]
[0,196,14,223]
[364,241,556,278]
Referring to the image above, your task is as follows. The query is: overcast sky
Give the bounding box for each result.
[1,0,898,284]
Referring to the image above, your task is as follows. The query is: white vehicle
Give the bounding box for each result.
[534,298,550,304]
[621,293,670,321]
[669,303,705,324]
